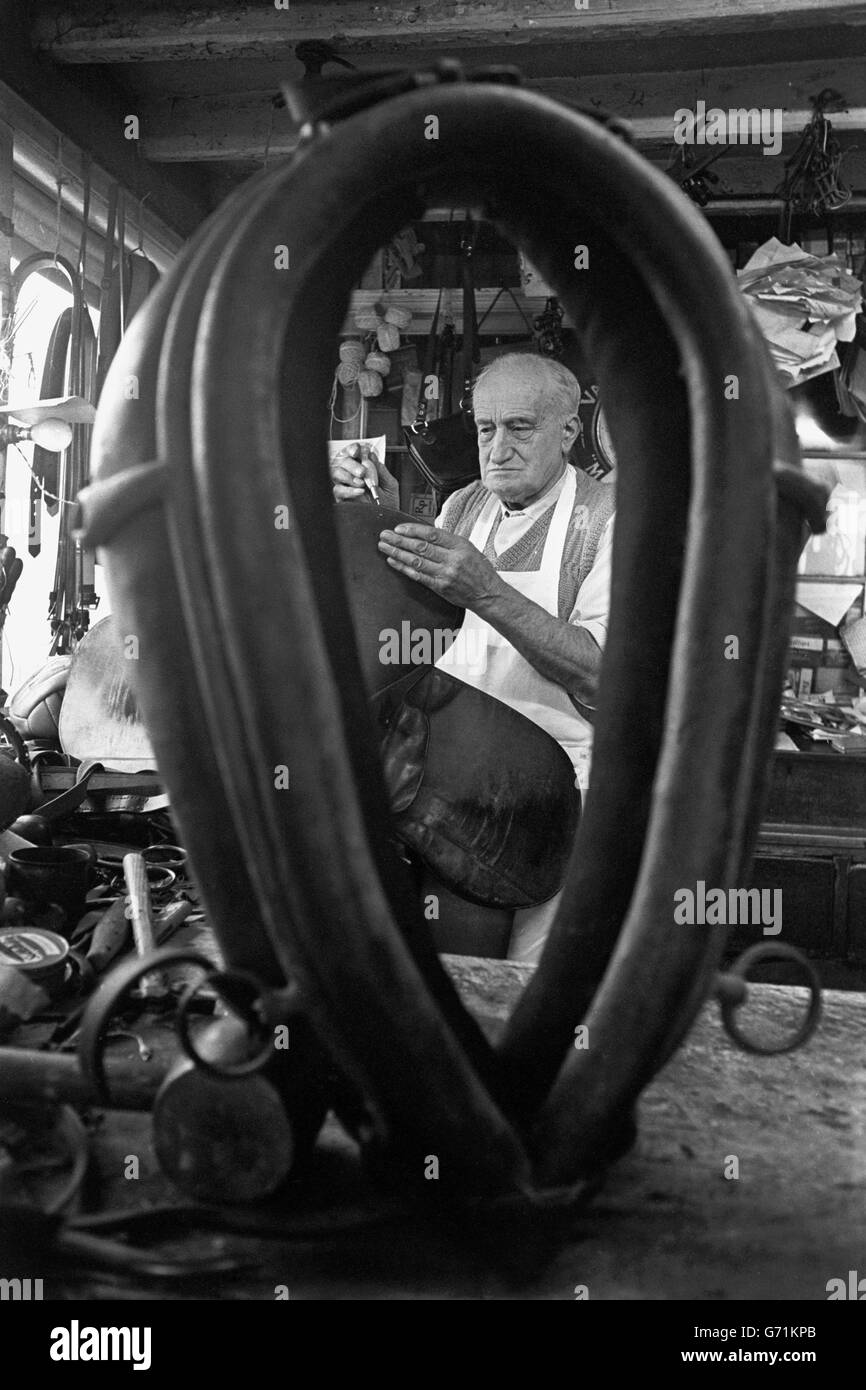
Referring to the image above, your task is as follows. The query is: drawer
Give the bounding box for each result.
[726,855,838,954]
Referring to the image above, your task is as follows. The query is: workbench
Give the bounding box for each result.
[6,954,864,1302]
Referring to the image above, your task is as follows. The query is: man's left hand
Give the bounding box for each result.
[377,524,503,608]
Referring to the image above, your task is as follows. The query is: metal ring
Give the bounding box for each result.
[142,843,188,872]
[174,967,276,1079]
[717,942,822,1055]
[144,865,176,893]
[77,947,214,1105]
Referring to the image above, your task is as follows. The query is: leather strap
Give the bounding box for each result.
[96,183,119,396]
[411,288,442,430]
[459,216,478,414]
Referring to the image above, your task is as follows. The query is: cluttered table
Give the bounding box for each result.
[2,929,864,1301]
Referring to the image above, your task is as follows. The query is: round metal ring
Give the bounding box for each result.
[174,967,276,1079]
[143,843,188,872]
[144,865,176,893]
[77,948,214,1104]
[718,942,822,1055]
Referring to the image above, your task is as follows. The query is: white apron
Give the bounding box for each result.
[436,465,593,792]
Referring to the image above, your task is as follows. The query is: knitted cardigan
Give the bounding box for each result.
[438,465,615,621]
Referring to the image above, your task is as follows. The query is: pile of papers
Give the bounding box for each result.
[738,237,863,387]
[780,690,865,742]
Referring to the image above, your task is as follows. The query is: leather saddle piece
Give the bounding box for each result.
[375,666,581,910]
[9,656,72,740]
[58,615,157,772]
[335,500,463,697]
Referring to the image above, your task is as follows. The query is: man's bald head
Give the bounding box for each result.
[471,354,582,508]
[473,353,581,422]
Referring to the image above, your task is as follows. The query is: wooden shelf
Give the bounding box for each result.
[342,288,553,337]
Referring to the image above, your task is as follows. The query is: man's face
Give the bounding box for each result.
[473,364,576,508]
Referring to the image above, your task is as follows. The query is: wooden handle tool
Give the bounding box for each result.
[122,851,167,997]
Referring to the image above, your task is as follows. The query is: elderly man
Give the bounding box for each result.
[331,352,615,961]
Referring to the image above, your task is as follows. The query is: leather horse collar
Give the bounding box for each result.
[78,63,827,1223]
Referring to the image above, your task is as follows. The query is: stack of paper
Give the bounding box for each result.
[738,238,863,386]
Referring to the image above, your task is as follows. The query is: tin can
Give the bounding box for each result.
[0,928,71,996]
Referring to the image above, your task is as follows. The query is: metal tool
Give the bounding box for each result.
[153,1016,298,1202]
[0,1044,164,1109]
[122,851,167,998]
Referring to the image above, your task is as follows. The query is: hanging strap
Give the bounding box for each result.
[459,215,478,416]
[411,287,443,430]
[96,183,119,395]
[117,190,127,333]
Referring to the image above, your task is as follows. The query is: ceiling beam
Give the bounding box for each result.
[138,93,866,165]
[129,54,866,162]
[141,102,866,164]
[32,1,866,65]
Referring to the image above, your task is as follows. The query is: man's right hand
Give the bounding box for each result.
[330,443,400,509]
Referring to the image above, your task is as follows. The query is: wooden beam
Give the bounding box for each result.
[32,1,866,64]
[532,56,866,120]
[138,94,866,166]
[131,53,866,162]
[141,91,297,163]
[344,289,561,337]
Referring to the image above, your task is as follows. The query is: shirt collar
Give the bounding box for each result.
[499,466,568,522]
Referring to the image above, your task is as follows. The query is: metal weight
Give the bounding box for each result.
[152,1015,298,1203]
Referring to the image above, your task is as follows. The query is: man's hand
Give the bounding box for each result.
[380,522,604,709]
[330,443,400,509]
[377,523,504,608]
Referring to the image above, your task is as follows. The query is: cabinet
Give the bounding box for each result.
[731,752,866,974]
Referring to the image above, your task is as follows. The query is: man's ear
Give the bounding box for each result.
[561,411,581,453]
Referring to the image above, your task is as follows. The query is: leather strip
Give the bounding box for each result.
[73,460,169,549]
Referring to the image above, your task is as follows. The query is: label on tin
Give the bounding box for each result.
[0,929,67,968]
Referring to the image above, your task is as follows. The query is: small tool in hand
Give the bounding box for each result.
[360,447,382,506]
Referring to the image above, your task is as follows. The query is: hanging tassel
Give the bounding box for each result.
[364,351,391,376]
[357,368,384,398]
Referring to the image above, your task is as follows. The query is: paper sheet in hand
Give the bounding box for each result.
[796,581,863,628]
[328,436,387,469]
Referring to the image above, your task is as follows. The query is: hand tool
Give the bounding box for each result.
[0,1044,164,1108]
[49,896,194,1048]
[122,851,167,999]
[152,1015,298,1202]
[362,465,381,506]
